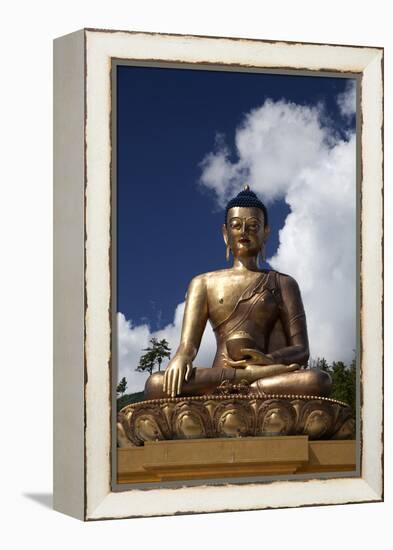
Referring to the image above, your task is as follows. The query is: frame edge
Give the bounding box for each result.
[53,28,86,521]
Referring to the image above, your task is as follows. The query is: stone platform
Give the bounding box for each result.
[117,436,357,483]
[117,391,355,447]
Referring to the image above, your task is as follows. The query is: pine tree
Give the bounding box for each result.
[136,338,171,375]
[116,376,127,396]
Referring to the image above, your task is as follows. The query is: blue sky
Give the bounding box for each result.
[117,65,354,329]
[116,65,357,391]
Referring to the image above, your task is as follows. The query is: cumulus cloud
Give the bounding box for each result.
[200,100,332,205]
[117,313,150,392]
[199,88,356,364]
[337,80,356,118]
[117,307,216,392]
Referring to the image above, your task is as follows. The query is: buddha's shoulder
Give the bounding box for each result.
[188,269,300,288]
[271,269,296,280]
[189,268,253,290]
[188,268,232,286]
[273,270,301,291]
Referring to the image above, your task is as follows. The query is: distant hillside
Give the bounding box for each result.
[117,391,145,412]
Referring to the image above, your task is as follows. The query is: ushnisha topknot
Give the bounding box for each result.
[225,184,268,227]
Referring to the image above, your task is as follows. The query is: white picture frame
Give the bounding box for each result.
[53,28,383,520]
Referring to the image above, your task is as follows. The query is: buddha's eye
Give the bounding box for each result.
[230,220,241,229]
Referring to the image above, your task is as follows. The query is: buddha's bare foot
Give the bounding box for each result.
[249,368,332,397]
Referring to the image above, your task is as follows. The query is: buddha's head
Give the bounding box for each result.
[223,185,270,261]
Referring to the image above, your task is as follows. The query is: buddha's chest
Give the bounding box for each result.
[206,272,279,327]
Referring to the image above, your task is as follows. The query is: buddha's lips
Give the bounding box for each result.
[239,238,250,244]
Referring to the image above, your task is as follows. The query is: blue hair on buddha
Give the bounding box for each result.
[225,186,268,226]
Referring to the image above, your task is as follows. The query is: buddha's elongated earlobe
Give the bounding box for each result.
[259,243,266,266]
[257,249,262,268]
[226,244,231,262]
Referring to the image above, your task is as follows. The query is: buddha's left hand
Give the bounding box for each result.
[222,348,274,368]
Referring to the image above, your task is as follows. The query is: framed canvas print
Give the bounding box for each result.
[53,28,383,520]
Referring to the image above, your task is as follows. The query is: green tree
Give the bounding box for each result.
[136,338,171,376]
[309,357,329,372]
[309,355,357,412]
[330,359,356,412]
[117,390,144,411]
[116,376,127,396]
[330,361,348,403]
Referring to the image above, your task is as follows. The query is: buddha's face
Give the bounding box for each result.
[223,207,269,259]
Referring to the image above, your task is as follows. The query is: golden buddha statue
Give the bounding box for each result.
[144,186,332,401]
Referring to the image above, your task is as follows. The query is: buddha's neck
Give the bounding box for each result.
[232,256,260,272]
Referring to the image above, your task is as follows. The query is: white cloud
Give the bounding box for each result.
[117,307,216,393]
[337,80,356,118]
[200,100,330,205]
[117,313,150,392]
[199,95,356,364]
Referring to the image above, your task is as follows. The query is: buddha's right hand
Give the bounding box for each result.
[163,355,193,397]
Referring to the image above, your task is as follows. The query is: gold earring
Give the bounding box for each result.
[226,244,231,262]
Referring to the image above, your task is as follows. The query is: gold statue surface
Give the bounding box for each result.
[145,186,331,400]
